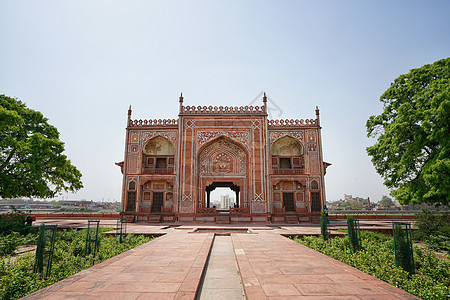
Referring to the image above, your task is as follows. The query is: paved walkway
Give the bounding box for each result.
[24,231,213,300]
[232,232,418,299]
[23,221,419,299]
[197,236,245,299]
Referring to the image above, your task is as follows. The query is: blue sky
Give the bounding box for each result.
[1,1,449,203]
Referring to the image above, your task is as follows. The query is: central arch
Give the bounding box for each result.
[197,137,248,210]
[205,182,240,208]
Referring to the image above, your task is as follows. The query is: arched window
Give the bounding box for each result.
[143,136,174,155]
[311,180,319,190]
[128,181,136,190]
[143,136,175,172]
[271,136,303,170]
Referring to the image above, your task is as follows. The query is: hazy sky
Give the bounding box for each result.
[1,1,449,203]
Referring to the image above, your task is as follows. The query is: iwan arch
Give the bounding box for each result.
[117,94,330,223]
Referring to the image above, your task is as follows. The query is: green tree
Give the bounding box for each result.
[366,58,450,206]
[349,200,363,210]
[0,95,83,199]
[379,195,394,207]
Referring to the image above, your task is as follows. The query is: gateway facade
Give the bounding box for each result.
[118,94,329,223]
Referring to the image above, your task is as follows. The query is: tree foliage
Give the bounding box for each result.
[379,195,394,207]
[0,95,83,199]
[366,58,450,206]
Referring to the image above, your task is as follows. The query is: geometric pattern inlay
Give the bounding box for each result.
[253,193,265,202]
[197,130,250,151]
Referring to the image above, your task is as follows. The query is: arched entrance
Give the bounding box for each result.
[205,182,240,208]
[197,137,248,211]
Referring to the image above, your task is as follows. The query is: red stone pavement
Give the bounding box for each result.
[22,222,419,299]
[232,231,419,299]
[23,231,214,300]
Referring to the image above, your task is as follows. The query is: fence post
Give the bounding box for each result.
[33,224,57,278]
[392,222,415,274]
[116,217,127,243]
[320,216,330,241]
[84,220,100,257]
[347,218,362,253]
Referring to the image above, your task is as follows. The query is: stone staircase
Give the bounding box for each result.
[215,215,230,224]
[147,215,161,223]
[285,215,299,224]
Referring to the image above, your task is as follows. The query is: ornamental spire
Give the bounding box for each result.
[179,92,184,114]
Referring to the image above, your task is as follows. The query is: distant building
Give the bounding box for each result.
[220,194,234,209]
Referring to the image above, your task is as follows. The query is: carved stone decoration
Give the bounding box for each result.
[306,129,316,142]
[269,131,304,146]
[213,153,232,173]
[253,193,264,202]
[311,179,320,190]
[130,145,139,152]
[197,130,250,152]
[184,119,196,129]
[252,202,266,213]
[127,176,138,184]
[182,105,264,114]
[307,142,317,152]
[127,154,139,174]
[199,138,247,175]
[309,156,319,174]
[130,132,139,143]
[142,131,177,147]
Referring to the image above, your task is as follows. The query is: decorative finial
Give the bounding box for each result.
[315,106,319,116]
[263,92,267,103]
[128,105,132,116]
[179,92,184,103]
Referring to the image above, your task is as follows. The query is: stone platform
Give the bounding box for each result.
[24,220,418,299]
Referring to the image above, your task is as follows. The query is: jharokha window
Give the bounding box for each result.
[142,136,175,174]
[271,136,304,172]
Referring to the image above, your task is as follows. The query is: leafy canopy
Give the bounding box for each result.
[379,195,394,207]
[366,58,449,206]
[0,95,83,199]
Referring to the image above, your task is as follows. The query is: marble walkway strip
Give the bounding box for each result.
[197,235,246,299]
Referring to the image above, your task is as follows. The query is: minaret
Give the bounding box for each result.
[127,105,132,126]
[315,106,320,126]
[263,92,267,113]
[179,92,184,114]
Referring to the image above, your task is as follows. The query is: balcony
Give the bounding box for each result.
[142,167,174,175]
[273,169,304,175]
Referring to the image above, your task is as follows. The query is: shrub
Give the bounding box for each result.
[0,209,37,236]
[414,209,450,254]
[0,227,152,299]
[293,231,449,300]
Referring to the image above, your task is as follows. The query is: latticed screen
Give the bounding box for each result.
[311,192,320,212]
[127,191,136,211]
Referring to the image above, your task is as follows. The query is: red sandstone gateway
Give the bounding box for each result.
[117,93,330,223]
